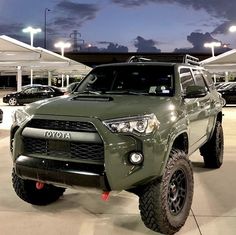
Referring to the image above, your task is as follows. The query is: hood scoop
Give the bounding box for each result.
[71,95,113,102]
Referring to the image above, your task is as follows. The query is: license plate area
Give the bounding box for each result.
[48,140,70,152]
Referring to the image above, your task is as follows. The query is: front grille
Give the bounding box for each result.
[23,137,104,163]
[27,119,96,132]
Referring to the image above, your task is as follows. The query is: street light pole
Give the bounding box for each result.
[54,41,71,56]
[44,8,50,49]
[22,26,42,46]
[22,26,41,86]
[204,42,221,57]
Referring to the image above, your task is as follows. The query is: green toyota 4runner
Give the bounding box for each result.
[10,55,224,234]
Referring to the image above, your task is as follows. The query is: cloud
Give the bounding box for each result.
[44,1,100,49]
[134,36,161,52]
[174,32,230,53]
[111,0,236,19]
[53,1,99,28]
[211,21,233,34]
[104,43,129,52]
[0,23,24,35]
[96,41,129,52]
[111,0,236,34]
[187,32,217,50]
[97,41,113,45]
[111,0,155,7]
[53,17,81,28]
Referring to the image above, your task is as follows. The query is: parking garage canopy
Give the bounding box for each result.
[0,35,92,90]
[201,49,236,73]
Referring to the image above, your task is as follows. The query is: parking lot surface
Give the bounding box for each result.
[0,103,236,235]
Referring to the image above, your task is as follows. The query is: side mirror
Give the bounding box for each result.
[184,85,207,98]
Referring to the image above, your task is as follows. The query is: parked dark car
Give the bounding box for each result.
[218,82,236,105]
[3,85,64,106]
[0,109,3,123]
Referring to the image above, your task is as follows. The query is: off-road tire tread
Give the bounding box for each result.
[200,121,224,168]
[139,149,193,234]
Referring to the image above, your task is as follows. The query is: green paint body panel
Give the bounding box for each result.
[11,61,223,191]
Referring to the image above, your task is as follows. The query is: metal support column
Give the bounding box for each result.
[30,68,33,85]
[17,66,22,92]
[66,75,69,87]
[48,71,52,86]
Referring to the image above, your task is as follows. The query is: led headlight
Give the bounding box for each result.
[103,113,160,135]
[12,108,31,126]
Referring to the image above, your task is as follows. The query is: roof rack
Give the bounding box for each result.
[127,56,152,63]
[184,54,200,66]
[127,54,201,65]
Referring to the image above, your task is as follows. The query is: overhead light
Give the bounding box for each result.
[22,26,42,47]
[204,42,221,48]
[204,42,221,57]
[54,41,71,57]
[229,25,236,32]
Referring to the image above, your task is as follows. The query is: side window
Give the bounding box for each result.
[230,84,236,91]
[24,87,40,94]
[40,87,52,92]
[179,68,195,93]
[192,69,208,91]
[202,70,214,90]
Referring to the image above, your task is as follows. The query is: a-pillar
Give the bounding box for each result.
[17,66,22,92]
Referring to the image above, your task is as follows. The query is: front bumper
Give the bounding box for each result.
[15,155,110,190]
[12,115,167,191]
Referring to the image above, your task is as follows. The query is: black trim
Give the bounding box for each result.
[72,95,113,102]
[27,119,97,132]
[15,155,110,191]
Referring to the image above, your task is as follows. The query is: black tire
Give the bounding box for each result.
[12,169,65,205]
[8,97,18,106]
[200,121,224,168]
[139,149,193,234]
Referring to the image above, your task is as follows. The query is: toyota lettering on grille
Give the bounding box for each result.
[44,131,71,139]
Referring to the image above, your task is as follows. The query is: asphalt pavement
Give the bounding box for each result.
[0,101,236,235]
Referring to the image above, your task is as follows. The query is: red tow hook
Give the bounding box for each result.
[101,191,110,201]
[36,182,44,190]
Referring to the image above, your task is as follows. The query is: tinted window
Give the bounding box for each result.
[24,87,40,94]
[40,87,53,92]
[77,65,175,96]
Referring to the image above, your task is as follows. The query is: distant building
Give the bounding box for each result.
[65,52,212,67]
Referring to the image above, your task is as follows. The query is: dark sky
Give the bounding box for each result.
[0,0,235,53]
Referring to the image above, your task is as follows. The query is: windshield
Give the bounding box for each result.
[75,64,175,96]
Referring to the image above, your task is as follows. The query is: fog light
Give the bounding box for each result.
[129,152,144,165]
